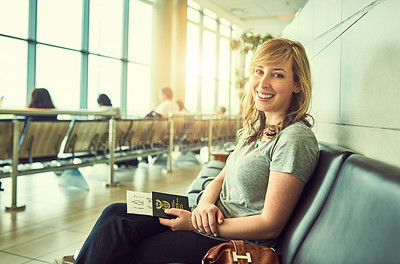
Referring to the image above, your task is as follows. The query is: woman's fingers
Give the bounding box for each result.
[196,213,206,233]
[191,206,221,236]
[159,209,194,231]
[192,207,207,233]
[191,211,199,231]
[217,209,224,225]
[207,212,218,236]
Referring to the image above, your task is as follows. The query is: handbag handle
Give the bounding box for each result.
[231,240,252,263]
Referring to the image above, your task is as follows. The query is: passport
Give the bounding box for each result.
[127,190,189,219]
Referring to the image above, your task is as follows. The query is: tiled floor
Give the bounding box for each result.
[0,154,203,263]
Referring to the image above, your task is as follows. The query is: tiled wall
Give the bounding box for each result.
[282,0,400,168]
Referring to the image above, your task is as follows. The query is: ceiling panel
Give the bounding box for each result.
[194,0,308,36]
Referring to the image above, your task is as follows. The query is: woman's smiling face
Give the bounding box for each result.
[250,60,300,122]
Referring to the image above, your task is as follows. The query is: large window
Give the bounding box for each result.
[0,0,153,114]
[186,1,236,114]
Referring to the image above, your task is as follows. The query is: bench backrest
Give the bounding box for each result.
[150,119,169,147]
[115,119,133,148]
[19,120,70,160]
[0,119,24,160]
[227,118,239,140]
[276,143,353,263]
[172,114,194,142]
[212,118,229,141]
[292,154,400,264]
[129,119,154,149]
[185,119,209,142]
[63,120,109,154]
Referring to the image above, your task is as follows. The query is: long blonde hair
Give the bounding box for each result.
[239,38,313,143]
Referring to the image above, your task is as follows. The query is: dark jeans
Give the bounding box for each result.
[75,203,222,264]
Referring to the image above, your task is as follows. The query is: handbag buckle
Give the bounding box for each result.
[232,252,252,262]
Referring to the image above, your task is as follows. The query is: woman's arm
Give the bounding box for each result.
[215,171,305,240]
[197,166,226,206]
[191,167,226,236]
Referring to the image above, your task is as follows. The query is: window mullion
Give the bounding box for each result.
[120,0,129,117]
[80,0,90,109]
[26,0,37,104]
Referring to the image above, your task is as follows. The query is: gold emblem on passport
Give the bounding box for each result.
[151,191,190,218]
[155,199,170,210]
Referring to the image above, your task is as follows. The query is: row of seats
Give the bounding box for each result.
[0,114,240,175]
[1,113,240,210]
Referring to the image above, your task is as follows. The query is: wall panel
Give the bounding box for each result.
[314,122,340,146]
[311,40,341,123]
[314,0,341,38]
[341,0,400,129]
[340,125,400,167]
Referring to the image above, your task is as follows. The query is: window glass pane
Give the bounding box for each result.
[202,31,216,78]
[185,73,198,113]
[185,23,200,113]
[232,25,239,39]
[129,0,152,64]
[244,50,253,79]
[219,38,230,82]
[0,1,29,38]
[203,16,217,30]
[201,77,215,114]
[90,0,123,57]
[88,55,121,109]
[187,7,200,23]
[220,24,231,37]
[127,63,151,117]
[187,0,200,10]
[220,18,231,26]
[203,9,217,19]
[231,82,240,114]
[231,50,240,114]
[218,38,231,110]
[36,45,81,110]
[0,37,27,108]
[201,31,217,114]
[186,23,199,74]
[37,0,82,49]
[218,81,229,112]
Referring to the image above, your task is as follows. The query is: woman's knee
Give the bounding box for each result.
[101,203,126,218]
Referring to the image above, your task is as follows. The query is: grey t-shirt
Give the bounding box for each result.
[217,121,319,219]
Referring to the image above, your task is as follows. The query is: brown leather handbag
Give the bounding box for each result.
[202,240,280,264]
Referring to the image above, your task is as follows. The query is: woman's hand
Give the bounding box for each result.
[159,208,195,231]
[191,203,224,237]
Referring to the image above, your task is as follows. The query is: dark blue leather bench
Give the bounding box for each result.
[186,143,400,264]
